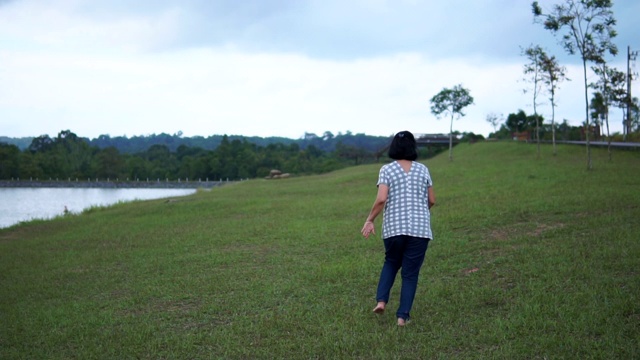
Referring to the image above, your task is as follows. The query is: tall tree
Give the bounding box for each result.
[630,97,640,133]
[522,45,546,158]
[539,51,569,156]
[533,0,618,169]
[429,84,474,161]
[485,113,502,136]
[603,67,631,138]
[590,64,625,160]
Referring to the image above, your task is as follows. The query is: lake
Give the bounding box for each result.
[0,188,196,229]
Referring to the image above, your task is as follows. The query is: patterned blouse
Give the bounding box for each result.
[377,161,433,240]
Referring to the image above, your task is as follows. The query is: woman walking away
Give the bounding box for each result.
[361,130,435,327]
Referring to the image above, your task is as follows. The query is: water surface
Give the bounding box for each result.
[0,188,195,229]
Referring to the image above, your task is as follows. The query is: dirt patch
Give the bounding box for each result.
[528,222,565,236]
[485,222,565,242]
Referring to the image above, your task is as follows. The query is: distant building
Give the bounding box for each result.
[512,131,530,142]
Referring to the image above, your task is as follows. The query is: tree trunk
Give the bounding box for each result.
[604,70,612,162]
[534,111,540,159]
[605,115,611,161]
[582,58,592,170]
[551,91,557,156]
[449,114,454,161]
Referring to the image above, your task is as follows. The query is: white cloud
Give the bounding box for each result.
[3,46,609,139]
[0,0,183,53]
[0,0,637,140]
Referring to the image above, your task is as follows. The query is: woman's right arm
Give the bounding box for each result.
[361,184,389,238]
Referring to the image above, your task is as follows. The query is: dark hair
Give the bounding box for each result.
[388,131,418,160]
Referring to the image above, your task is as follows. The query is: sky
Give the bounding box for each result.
[1,0,638,140]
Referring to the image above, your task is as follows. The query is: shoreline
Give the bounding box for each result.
[0,179,231,189]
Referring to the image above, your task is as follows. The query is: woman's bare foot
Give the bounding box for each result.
[397,318,407,326]
[372,302,386,314]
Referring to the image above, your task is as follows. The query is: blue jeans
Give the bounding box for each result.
[376,235,430,320]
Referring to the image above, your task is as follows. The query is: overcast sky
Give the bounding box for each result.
[1,0,638,140]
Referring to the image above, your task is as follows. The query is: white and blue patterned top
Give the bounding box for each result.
[377,161,433,240]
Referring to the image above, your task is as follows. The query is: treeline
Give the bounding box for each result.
[487,109,640,142]
[0,130,432,181]
[489,110,583,141]
[3,111,613,182]
[1,130,391,154]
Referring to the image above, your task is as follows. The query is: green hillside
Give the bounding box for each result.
[1,142,639,359]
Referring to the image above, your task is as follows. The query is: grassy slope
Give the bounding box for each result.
[1,142,639,359]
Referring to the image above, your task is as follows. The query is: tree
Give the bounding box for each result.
[603,67,630,137]
[485,113,502,136]
[95,146,125,179]
[126,156,148,181]
[334,142,368,165]
[0,143,21,179]
[505,109,542,135]
[590,91,607,135]
[53,130,94,179]
[429,84,474,161]
[28,135,54,153]
[539,51,569,155]
[591,64,626,160]
[522,45,546,158]
[533,0,617,169]
[322,131,334,141]
[144,144,176,179]
[630,97,640,133]
[18,151,44,179]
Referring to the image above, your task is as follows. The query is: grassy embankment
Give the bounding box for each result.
[1,142,639,359]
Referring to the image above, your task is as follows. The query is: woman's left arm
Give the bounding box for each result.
[428,186,435,209]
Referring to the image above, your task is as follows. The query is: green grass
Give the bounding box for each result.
[1,142,639,359]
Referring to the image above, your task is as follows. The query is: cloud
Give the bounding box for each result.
[0,0,183,53]
[0,0,638,140]
[1,44,595,139]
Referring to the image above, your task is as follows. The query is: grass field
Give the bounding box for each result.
[1,142,639,359]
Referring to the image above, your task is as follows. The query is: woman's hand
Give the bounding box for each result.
[361,221,375,238]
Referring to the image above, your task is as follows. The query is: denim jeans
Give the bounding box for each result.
[375,235,430,320]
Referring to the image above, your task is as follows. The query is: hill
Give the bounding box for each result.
[1,142,638,359]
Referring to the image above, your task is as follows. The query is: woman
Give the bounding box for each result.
[361,130,435,326]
